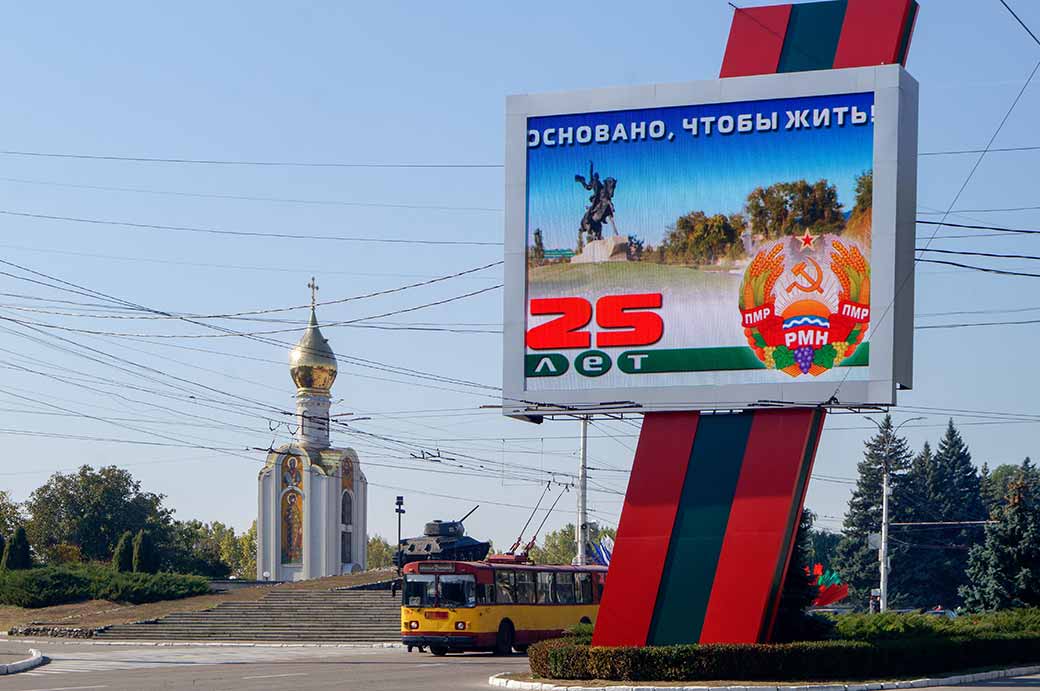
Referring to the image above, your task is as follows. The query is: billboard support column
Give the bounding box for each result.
[593,407,825,647]
[577,416,589,567]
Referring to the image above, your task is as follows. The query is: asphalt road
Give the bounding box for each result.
[2,641,528,690]
[0,641,1036,691]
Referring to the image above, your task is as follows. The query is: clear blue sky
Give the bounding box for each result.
[2,0,1040,548]
[528,92,873,249]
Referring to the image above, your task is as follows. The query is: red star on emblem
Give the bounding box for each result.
[798,229,816,249]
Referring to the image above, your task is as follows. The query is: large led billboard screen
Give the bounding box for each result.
[503,66,917,418]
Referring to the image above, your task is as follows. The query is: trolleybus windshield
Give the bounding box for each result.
[403,573,477,608]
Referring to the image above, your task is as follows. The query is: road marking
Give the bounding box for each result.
[21,686,108,691]
[241,672,308,680]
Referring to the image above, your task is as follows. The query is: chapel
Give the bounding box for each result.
[256,285,368,580]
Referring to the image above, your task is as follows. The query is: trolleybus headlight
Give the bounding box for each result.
[455,621,466,631]
[408,620,419,630]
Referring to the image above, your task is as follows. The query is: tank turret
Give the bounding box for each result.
[395,506,490,566]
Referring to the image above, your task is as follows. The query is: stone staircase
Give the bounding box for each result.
[95,588,401,642]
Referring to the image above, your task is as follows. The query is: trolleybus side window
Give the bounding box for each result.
[495,569,515,604]
[537,571,555,604]
[478,581,495,605]
[515,570,536,604]
[554,572,576,604]
[404,574,436,607]
[575,572,594,604]
[439,574,476,608]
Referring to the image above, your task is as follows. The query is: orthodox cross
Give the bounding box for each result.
[307,277,318,308]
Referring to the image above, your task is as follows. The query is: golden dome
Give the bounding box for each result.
[289,308,338,390]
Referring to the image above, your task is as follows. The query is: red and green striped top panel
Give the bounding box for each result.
[719,4,792,79]
[720,0,918,78]
[834,0,918,68]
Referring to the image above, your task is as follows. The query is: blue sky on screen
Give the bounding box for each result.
[527,92,874,249]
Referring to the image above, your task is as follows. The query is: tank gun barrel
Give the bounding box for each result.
[457,504,480,523]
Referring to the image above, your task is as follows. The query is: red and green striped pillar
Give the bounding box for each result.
[592,409,825,646]
[720,0,919,78]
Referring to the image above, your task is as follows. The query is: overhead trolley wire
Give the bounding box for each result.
[0,209,503,246]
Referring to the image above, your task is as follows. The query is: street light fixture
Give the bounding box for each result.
[395,496,406,577]
[864,415,925,612]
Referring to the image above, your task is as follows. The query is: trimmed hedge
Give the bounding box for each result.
[529,634,1040,682]
[0,565,210,608]
[834,608,1040,641]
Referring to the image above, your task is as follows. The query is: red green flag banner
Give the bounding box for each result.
[721,0,919,79]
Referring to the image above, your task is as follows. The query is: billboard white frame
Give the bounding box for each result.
[503,65,917,419]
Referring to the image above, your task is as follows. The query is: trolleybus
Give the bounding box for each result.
[401,559,606,655]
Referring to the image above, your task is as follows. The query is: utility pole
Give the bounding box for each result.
[880,461,890,612]
[866,416,923,613]
[395,495,405,576]
[576,416,588,566]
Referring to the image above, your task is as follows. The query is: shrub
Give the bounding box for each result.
[1,527,32,570]
[834,609,1040,642]
[132,530,159,574]
[530,635,1040,681]
[565,621,594,643]
[547,642,591,680]
[949,608,1040,635]
[529,637,580,678]
[93,571,209,604]
[112,532,134,572]
[0,564,209,608]
[0,567,91,608]
[834,612,951,641]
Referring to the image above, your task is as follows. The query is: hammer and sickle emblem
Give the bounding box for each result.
[785,257,825,294]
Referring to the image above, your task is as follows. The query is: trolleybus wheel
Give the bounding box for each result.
[494,620,515,656]
[430,645,449,657]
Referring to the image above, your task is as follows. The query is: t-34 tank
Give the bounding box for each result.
[395,506,490,566]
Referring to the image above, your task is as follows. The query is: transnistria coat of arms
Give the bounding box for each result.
[738,231,870,377]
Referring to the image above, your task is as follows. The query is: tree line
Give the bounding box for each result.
[830,416,1040,611]
[0,465,256,579]
[634,172,871,266]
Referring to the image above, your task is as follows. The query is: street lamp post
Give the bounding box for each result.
[865,416,924,612]
[395,496,405,577]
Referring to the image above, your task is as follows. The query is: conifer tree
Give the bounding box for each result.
[111,530,134,572]
[894,442,935,602]
[960,479,1040,610]
[832,415,913,608]
[918,420,986,608]
[0,526,32,570]
[773,509,820,641]
[132,529,158,574]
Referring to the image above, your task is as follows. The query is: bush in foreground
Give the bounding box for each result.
[529,634,1040,682]
[0,564,209,608]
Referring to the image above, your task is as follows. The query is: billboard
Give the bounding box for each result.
[503,65,917,418]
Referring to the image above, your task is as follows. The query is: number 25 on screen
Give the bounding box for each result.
[526,294,663,350]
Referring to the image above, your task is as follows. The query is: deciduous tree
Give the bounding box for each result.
[25,465,172,563]
[0,491,25,539]
[367,535,394,569]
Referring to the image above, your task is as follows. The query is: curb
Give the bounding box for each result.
[488,664,1040,691]
[4,638,403,649]
[1,649,44,675]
